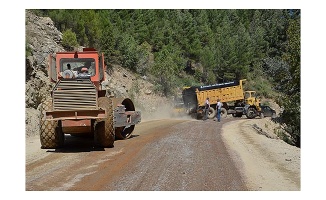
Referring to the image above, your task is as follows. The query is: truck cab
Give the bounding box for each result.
[244,91,261,111]
[49,48,106,92]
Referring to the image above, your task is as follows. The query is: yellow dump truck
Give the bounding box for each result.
[181,79,262,119]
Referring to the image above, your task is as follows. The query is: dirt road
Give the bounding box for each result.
[26,118,246,191]
[25,117,300,191]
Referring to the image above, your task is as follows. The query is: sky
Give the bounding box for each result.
[1,0,325,198]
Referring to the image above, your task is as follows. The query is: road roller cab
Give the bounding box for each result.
[39,48,141,149]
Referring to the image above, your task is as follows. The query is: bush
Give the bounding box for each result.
[62,29,79,50]
[274,129,293,145]
[26,42,33,57]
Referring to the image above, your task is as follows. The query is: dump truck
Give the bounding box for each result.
[39,48,141,149]
[181,79,262,119]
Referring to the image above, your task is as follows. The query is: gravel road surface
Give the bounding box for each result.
[25,117,300,194]
[26,118,247,191]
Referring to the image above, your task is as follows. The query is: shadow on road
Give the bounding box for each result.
[47,135,103,153]
[47,134,140,153]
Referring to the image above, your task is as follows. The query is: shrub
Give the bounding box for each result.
[62,29,79,50]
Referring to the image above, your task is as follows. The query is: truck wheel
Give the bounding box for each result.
[208,107,216,119]
[193,113,201,120]
[246,107,257,119]
[94,97,115,148]
[221,108,227,118]
[39,99,64,149]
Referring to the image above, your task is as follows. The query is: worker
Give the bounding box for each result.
[78,67,90,78]
[216,99,222,122]
[203,97,210,120]
[60,63,76,79]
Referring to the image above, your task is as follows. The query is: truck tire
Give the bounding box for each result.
[246,107,257,119]
[39,99,64,149]
[208,107,216,119]
[221,108,227,118]
[94,97,115,148]
[195,112,202,120]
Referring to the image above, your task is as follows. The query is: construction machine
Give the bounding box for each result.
[39,48,141,149]
[181,79,262,119]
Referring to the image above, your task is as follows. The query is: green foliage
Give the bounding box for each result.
[193,69,202,82]
[206,69,216,84]
[62,29,78,50]
[274,129,294,146]
[33,9,298,88]
[35,9,296,85]
[150,44,185,96]
[44,10,101,48]
[280,17,301,147]
[99,22,115,64]
[116,33,141,71]
[246,73,278,99]
[25,42,33,57]
[137,42,153,75]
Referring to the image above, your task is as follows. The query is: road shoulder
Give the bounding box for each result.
[221,118,300,191]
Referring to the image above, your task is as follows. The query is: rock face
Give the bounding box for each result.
[25,10,63,68]
[25,10,65,109]
[25,10,66,136]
